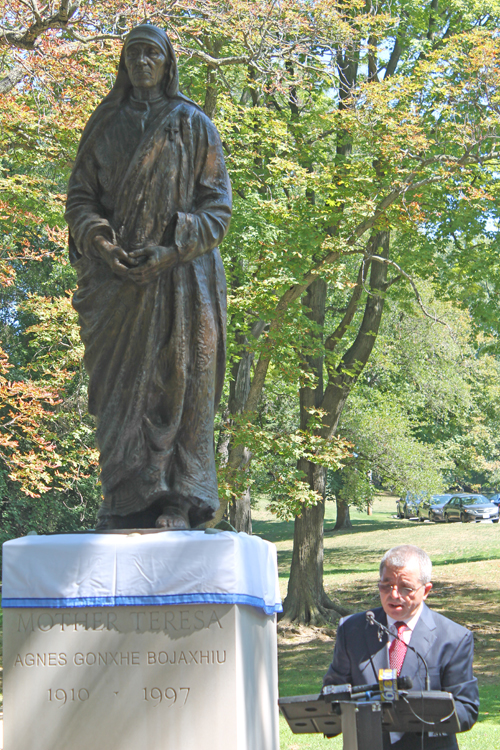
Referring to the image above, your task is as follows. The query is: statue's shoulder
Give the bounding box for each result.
[174,99,216,130]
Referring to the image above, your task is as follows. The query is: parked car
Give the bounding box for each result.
[442,494,500,523]
[418,494,453,522]
[396,493,424,519]
[489,492,500,507]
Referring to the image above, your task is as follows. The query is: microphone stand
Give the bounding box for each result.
[366,611,431,691]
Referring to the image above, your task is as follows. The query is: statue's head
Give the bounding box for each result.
[74,25,187,157]
[114,24,179,99]
[124,27,169,92]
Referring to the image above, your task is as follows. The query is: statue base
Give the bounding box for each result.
[2,532,281,750]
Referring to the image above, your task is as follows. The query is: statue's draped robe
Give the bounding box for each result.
[66,96,231,526]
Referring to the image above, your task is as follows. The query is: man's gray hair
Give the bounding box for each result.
[379,545,432,584]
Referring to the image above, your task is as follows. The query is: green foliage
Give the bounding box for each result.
[338,392,449,496]
[2,0,500,535]
[337,287,500,495]
[0,293,100,535]
[218,383,350,520]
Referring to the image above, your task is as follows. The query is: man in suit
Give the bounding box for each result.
[323,544,479,749]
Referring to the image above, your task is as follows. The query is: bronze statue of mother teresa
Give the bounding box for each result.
[66,25,232,531]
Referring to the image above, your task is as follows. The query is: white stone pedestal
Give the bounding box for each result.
[2,532,281,750]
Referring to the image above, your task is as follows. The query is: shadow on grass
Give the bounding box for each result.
[252,518,295,543]
[321,543,500,576]
[278,635,333,697]
[324,518,402,534]
[253,516,403,543]
[477,684,500,724]
[260,534,500,585]
[433,554,500,566]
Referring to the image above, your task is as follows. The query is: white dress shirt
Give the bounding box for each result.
[386,604,424,743]
[387,604,424,649]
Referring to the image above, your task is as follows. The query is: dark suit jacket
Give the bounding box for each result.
[323,605,479,750]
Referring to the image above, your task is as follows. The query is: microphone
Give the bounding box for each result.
[365,611,431,691]
[352,675,413,694]
[322,675,412,699]
[366,610,377,630]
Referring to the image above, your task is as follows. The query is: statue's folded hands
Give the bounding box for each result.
[128,245,179,284]
[93,234,138,276]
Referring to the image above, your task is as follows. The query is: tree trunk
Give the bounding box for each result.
[281,469,331,624]
[204,65,218,119]
[282,234,390,624]
[334,498,352,529]
[282,279,345,623]
[203,40,223,120]
[229,484,252,534]
[211,322,265,529]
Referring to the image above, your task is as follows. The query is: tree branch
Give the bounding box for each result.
[324,262,367,355]
[0,64,27,94]
[367,254,455,336]
[321,231,390,436]
[1,1,80,49]
[384,36,402,78]
[427,0,440,42]
[385,274,402,289]
[367,35,379,83]
[182,49,253,68]
[67,30,126,44]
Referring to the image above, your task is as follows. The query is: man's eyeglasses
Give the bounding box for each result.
[378,582,423,598]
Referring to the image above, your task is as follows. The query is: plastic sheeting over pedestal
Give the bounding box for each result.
[2,530,282,615]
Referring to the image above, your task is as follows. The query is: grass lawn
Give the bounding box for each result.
[252,492,500,750]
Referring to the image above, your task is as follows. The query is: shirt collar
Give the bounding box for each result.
[386,602,424,632]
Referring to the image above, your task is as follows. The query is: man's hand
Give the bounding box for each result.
[127,245,178,285]
[94,235,137,277]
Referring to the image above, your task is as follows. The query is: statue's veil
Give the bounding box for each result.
[74,24,202,158]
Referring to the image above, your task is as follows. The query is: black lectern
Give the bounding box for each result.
[279,690,460,750]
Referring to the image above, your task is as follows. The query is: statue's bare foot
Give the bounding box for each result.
[155,510,190,530]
